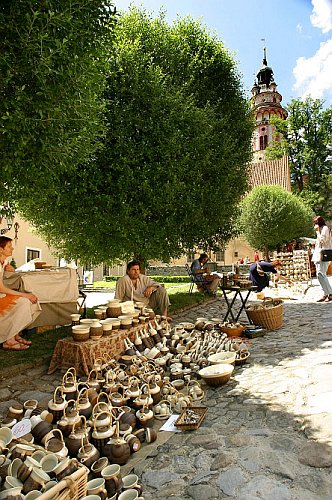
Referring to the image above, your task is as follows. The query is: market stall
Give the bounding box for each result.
[3,268,79,328]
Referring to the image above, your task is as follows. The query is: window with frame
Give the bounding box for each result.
[215,250,225,262]
[27,248,40,262]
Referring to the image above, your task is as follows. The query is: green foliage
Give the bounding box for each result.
[266,97,332,218]
[238,185,314,254]
[16,8,254,265]
[0,0,115,202]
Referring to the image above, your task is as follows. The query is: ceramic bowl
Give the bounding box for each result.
[208,352,237,365]
[198,364,234,387]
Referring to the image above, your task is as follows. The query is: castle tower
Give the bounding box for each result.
[251,47,287,161]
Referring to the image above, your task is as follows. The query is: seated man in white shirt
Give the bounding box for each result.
[115,260,170,316]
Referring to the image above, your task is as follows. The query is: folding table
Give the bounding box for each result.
[219,285,257,323]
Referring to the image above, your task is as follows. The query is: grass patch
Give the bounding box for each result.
[0,325,71,369]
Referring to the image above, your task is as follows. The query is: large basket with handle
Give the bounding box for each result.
[246,299,283,330]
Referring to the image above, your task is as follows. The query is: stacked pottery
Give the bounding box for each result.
[106,300,122,318]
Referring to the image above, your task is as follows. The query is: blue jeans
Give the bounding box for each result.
[315,261,332,295]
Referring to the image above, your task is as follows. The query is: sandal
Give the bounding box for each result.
[3,342,30,351]
[15,335,32,345]
[317,295,328,302]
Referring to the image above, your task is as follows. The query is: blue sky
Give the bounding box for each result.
[117,0,332,107]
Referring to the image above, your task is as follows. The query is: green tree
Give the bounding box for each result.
[17,8,254,265]
[266,97,332,218]
[0,0,115,201]
[238,185,314,258]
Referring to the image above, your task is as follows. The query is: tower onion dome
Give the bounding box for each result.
[256,47,274,86]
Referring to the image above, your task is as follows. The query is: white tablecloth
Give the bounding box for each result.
[4,268,79,327]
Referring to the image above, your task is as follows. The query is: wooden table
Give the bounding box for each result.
[48,327,138,376]
[219,285,257,323]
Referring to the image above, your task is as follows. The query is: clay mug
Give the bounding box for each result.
[0,487,23,500]
[22,467,50,495]
[118,489,138,500]
[8,458,23,479]
[122,474,139,490]
[43,480,58,492]
[24,491,42,499]
[31,450,46,464]
[87,478,107,500]
[0,455,11,478]
[7,404,24,422]
[101,464,123,497]
[0,427,13,450]
[10,444,35,461]
[4,475,22,490]
[54,457,79,482]
[91,457,109,478]
[81,496,102,500]
[17,457,39,482]
[40,454,59,477]
[23,400,38,413]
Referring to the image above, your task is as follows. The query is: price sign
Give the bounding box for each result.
[12,419,31,438]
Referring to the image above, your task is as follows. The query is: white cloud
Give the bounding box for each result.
[293,38,332,101]
[310,0,332,33]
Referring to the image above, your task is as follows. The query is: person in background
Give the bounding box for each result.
[239,257,244,264]
[0,236,41,350]
[191,253,221,294]
[312,216,332,302]
[249,259,283,292]
[115,260,170,316]
[244,256,250,264]
[254,250,260,262]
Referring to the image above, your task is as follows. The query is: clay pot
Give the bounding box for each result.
[62,368,78,401]
[48,386,67,423]
[77,438,100,470]
[103,422,130,466]
[77,387,93,420]
[31,419,53,445]
[65,415,90,457]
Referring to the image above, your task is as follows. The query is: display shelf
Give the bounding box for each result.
[276,250,311,283]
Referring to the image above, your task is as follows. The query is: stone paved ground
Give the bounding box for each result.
[1,283,332,499]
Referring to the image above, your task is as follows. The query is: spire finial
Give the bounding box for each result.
[261,38,267,65]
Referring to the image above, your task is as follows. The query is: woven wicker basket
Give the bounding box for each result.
[38,463,88,500]
[246,299,283,330]
[175,406,208,431]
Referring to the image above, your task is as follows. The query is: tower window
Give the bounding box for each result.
[259,135,268,150]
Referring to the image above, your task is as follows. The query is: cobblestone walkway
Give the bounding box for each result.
[1,284,332,499]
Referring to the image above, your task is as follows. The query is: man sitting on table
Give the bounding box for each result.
[115,260,170,316]
[191,253,221,294]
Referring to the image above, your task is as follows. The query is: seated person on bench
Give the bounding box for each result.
[0,236,41,351]
[191,253,221,294]
[115,260,170,316]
